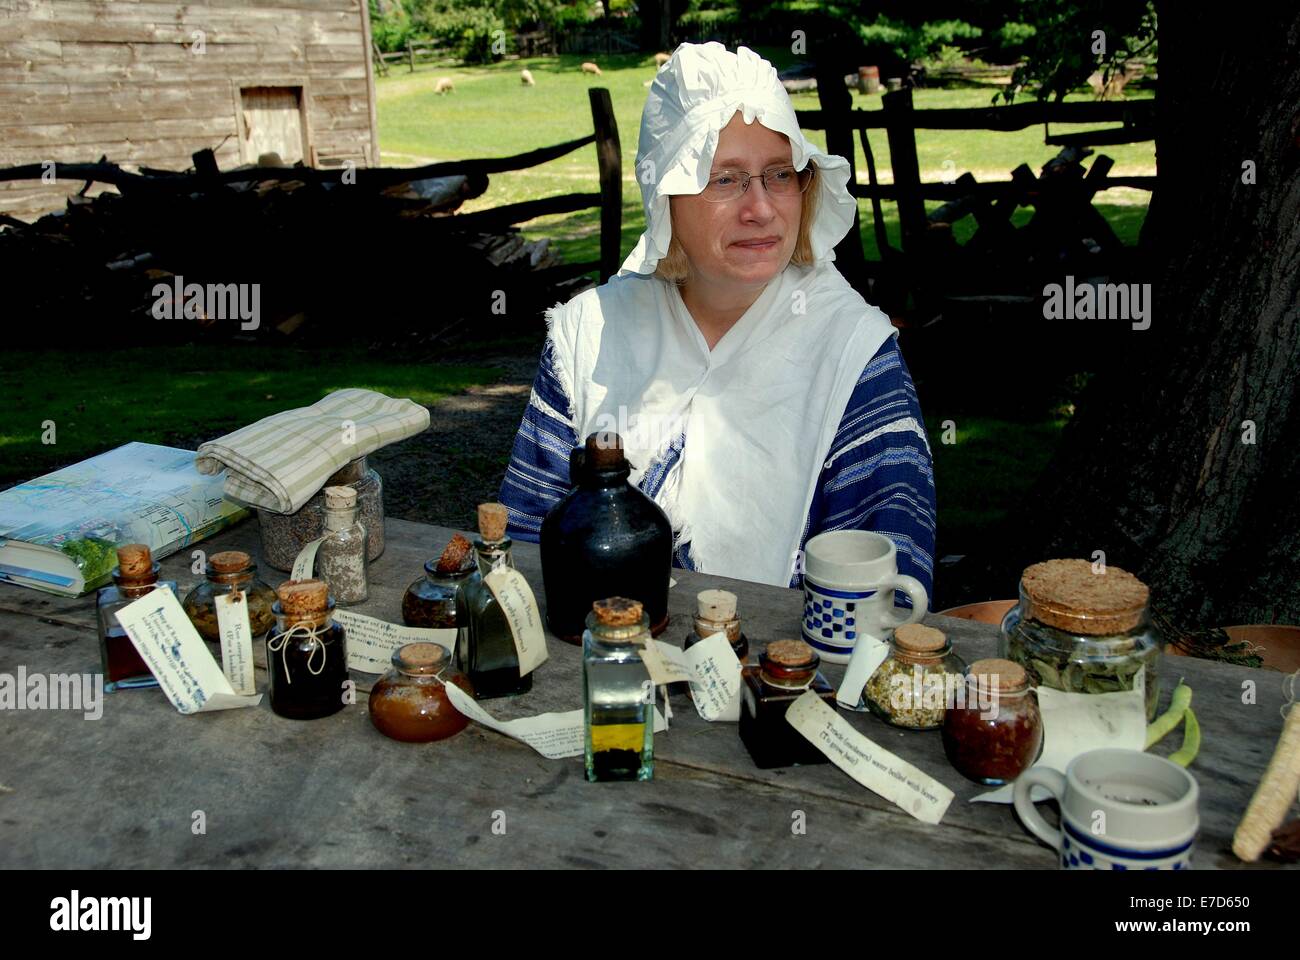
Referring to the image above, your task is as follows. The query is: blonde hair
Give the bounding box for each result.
[654,161,820,285]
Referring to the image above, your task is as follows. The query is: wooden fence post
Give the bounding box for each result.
[882,88,926,252]
[814,61,866,287]
[407,40,415,73]
[588,87,622,284]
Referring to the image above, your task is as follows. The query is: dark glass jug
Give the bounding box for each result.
[540,432,673,643]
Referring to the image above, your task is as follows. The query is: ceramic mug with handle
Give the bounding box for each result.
[1013,748,1199,870]
[800,530,928,665]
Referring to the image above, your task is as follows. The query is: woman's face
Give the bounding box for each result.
[669,113,802,295]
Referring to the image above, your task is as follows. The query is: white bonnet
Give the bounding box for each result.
[618,41,857,276]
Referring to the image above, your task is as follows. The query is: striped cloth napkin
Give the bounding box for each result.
[195,389,430,514]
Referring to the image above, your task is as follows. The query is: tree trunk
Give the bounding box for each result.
[1019,5,1300,627]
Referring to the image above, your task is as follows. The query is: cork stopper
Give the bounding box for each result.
[585,431,626,470]
[435,534,473,574]
[968,658,1029,693]
[115,544,153,579]
[477,502,509,543]
[394,641,449,675]
[765,639,816,669]
[696,589,737,621]
[277,579,329,616]
[893,623,948,654]
[1021,558,1149,634]
[324,485,357,510]
[209,550,251,574]
[592,596,643,627]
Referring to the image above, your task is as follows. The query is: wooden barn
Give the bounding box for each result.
[0,0,380,222]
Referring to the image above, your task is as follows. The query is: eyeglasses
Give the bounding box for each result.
[700,164,813,203]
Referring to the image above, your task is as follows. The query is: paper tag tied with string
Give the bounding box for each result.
[483,567,548,676]
[214,590,257,696]
[291,538,324,580]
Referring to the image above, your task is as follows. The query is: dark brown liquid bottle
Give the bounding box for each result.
[540,432,673,643]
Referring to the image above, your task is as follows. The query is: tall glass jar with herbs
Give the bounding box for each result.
[316,485,368,606]
[1000,559,1162,721]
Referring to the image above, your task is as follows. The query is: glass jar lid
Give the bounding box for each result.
[759,639,819,685]
[1020,559,1149,635]
[892,623,950,663]
[967,657,1030,695]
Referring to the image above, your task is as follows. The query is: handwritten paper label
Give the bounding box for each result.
[972,668,1147,804]
[113,587,263,715]
[331,608,457,674]
[443,682,666,759]
[644,634,742,722]
[484,567,548,676]
[836,633,890,710]
[786,690,954,824]
[291,538,323,580]
[214,591,257,696]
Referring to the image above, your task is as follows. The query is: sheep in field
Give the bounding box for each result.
[580,61,602,76]
[521,68,535,86]
[435,77,455,95]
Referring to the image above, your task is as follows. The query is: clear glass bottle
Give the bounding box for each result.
[266,579,350,720]
[583,597,654,782]
[182,549,277,648]
[401,533,478,638]
[316,485,368,606]
[942,658,1043,785]
[863,623,967,730]
[739,640,836,769]
[369,642,475,742]
[460,502,532,699]
[96,543,173,692]
[683,588,749,663]
[1000,559,1162,721]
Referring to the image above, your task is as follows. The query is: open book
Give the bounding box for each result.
[0,442,248,597]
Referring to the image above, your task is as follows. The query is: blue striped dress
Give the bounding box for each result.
[499,335,936,598]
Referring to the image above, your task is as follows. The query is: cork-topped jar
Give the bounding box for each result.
[1000,559,1162,720]
[369,642,474,742]
[461,502,533,699]
[583,597,655,781]
[863,623,967,730]
[402,533,479,630]
[182,550,277,645]
[739,640,837,769]
[266,578,350,720]
[684,589,748,663]
[97,544,176,691]
[942,658,1043,785]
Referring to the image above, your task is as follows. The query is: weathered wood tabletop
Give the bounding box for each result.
[0,515,1293,869]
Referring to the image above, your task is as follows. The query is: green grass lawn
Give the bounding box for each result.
[375,49,1154,269]
[0,346,499,486]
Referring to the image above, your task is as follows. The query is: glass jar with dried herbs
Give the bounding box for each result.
[1000,559,1163,721]
[182,550,277,648]
[863,623,967,730]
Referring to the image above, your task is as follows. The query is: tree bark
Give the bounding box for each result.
[1019,5,1300,627]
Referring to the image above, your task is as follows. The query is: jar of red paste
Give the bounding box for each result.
[942,657,1042,785]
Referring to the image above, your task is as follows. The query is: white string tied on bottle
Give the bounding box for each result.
[267,621,329,685]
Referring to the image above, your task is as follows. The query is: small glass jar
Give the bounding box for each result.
[258,456,385,571]
[266,579,349,720]
[369,642,474,742]
[182,550,277,647]
[739,640,836,769]
[683,588,749,664]
[583,597,654,782]
[402,559,477,629]
[316,486,368,606]
[1000,559,1162,721]
[863,623,967,730]
[96,544,173,692]
[942,658,1043,785]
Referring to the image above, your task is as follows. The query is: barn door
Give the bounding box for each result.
[240,87,306,164]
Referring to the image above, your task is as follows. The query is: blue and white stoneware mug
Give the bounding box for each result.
[1013,748,1199,870]
[801,530,927,665]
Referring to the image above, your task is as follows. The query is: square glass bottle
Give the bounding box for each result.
[583,597,654,782]
[96,544,174,692]
[739,640,836,769]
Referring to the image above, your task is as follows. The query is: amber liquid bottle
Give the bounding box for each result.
[540,432,673,643]
[96,544,173,692]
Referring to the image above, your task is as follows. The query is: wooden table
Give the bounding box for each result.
[0,516,1292,869]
